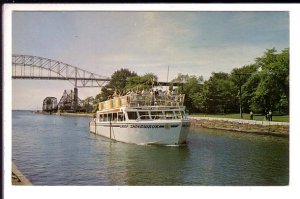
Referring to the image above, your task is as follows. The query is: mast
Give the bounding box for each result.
[166,65,169,83]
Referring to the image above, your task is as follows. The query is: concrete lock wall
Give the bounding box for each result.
[189,117,289,137]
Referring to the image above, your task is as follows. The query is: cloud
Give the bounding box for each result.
[11,11,289,109]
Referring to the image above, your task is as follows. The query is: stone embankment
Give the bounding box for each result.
[12,162,32,185]
[189,117,289,137]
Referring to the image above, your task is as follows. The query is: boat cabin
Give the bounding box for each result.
[96,93,187,123]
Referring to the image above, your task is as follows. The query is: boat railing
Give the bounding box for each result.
[98,93,185,110]
[137,115,152,120]
[138,114,168,120]
[126,93,185,107]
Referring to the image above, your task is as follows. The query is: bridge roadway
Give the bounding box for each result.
[13,75,182,87]
[12,54,181,87]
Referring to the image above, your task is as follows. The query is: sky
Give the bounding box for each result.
[11,11,289,110]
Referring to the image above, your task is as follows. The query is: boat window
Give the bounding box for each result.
[99,114,104,122]
[118,112,125,121]
[127,111,138,120]
[112,113,118,121]
[150,111,164,120]
[165,111,174,119]
[107,113,112,121]
[138,111,150,120]
[103,114,108,122]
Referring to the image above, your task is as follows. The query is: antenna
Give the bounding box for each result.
[167,65,169,83]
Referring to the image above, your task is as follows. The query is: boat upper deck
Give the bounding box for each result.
[98,93,185,111]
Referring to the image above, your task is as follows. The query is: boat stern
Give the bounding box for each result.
[89,119,96,134]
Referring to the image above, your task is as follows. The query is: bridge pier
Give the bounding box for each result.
[73,87,78,112]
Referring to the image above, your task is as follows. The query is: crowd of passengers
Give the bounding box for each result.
[107,88,183,103]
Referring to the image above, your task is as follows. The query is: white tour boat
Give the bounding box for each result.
[89,92,190,145]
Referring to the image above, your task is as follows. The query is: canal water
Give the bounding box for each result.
[12,111,289,185]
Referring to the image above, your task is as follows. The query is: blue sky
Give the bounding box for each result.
[12,11,289,110]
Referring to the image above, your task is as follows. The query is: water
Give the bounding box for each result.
[12,111,289,185]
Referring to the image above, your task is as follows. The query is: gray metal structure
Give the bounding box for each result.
[42,97,58,112]
[57,89,83,112]
[12,54,111,88]
[12,54,111,112]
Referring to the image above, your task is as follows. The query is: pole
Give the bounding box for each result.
[239,84,243,119]
[237,73,243,119]
[109,116,112,139]
[167,65,169,83]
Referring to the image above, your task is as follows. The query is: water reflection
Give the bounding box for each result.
[186,127,289,185]
[92,136,190,185]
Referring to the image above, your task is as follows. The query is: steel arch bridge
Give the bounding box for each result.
[12,54,111,88]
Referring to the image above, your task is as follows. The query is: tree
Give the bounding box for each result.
[126,73,158,91]
[249,48,289,114]
[96,68,137,101]
[82,96,94,113]
[172,74,203,113]
[194,72,237,114]
[230,64,259,117]
[242,72,261,113]
[109,68,137,95]
[172,73,193,83]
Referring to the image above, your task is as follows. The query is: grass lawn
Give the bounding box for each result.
[190,113,289,122]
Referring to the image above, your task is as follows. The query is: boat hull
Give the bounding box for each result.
[89,120,190,145]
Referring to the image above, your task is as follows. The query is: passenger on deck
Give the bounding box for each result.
[158,90,164,98]
[166,89,172,100]
[150,90,155,105]
[154,89,159,98]
[128,90,134,96]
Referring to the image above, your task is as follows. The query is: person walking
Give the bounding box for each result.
[250,111,253,120]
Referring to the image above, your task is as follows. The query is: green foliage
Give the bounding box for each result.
[230,64,259,113]
[172,73,203,84]
[126,73,158,91]
[248,48,289,114]
[276,95,289,114]
[92,48,289,116]
[194,72,238,113]
[81,96,94,113]
[97,68,137,101]
[172,73,203,113]
[109,68,137,95]
[242,73,261,112]
[190,113,289,122]
[180,48,289,115]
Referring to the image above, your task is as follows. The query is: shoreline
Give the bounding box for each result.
[190,117,289,137]
[32,111,289,137]
[12,162,32,185]
[33,111,94,118]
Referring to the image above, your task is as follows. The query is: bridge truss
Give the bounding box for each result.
[12,54,111,88]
